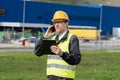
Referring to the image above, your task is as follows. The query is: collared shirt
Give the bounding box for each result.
[58,30,67,41]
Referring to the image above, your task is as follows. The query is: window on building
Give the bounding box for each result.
[0,8,6,16]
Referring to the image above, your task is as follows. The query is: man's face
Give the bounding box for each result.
[53,20,68,34]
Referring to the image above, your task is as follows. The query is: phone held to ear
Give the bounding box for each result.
[51,25,55,32]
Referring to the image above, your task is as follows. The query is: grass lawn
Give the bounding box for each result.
[0,50,120,80]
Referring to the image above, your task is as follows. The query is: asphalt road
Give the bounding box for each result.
[0,48,34,52]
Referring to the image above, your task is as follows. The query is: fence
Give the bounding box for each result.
[0,31,45,43]
[80,40,120,50]
[0,31,120,50]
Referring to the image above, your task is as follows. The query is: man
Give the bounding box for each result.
[34,10,81,80]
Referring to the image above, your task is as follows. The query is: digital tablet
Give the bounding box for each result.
[42,39,57,54]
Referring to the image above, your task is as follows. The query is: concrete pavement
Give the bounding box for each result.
[0,42,35,48]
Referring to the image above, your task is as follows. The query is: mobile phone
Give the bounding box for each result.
[51,25,55,32]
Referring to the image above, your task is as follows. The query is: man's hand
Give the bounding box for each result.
[44,26,55,38]
[50,45,63,56]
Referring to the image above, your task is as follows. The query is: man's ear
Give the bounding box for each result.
[66,22,69,28]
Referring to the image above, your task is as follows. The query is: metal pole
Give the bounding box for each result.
[22,0,26,38]
[99,4,102,41]
[98,4,103,50]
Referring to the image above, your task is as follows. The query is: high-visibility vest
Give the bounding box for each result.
[47,33,76,79]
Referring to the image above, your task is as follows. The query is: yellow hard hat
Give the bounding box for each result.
[52,10,69,22]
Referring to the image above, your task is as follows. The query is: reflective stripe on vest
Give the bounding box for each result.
[48,55,62,60]
[47,63,75,71]
[47,33,76,79]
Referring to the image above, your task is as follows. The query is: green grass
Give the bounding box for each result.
[0,50,120,80]
[76,50,120,80]
[0,52,47,80]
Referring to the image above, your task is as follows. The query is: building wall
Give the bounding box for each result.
[102,6,120,35]
[0,0,23,22]
[0,0,100,25]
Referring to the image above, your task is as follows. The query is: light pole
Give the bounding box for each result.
[22,0,26,38]
[98,4,103,50]
[99,4,103,41]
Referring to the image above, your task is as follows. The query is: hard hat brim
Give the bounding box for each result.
[52,18,69,22]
